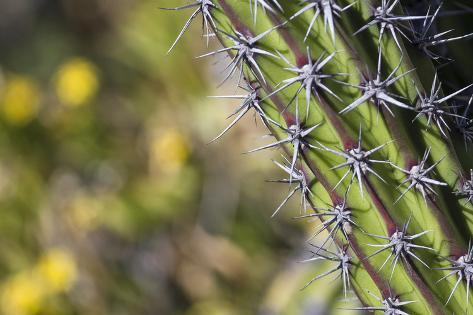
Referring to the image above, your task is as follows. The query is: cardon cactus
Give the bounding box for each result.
[163,0,473,314]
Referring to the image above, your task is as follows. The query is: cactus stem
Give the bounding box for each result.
[167,0,473,312]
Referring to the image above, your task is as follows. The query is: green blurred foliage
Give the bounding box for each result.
[0,1,362,314]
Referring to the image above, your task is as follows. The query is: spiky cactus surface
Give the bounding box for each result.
[163,0,473,313]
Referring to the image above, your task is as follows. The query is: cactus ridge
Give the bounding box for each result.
[164,0,473,313]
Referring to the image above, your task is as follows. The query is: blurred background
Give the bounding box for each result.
[0,1,360,314]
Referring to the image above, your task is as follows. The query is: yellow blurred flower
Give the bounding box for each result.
[1,273,44,315]
[0,75,40,125]
[150,129,189,174]
[1,249,77,315]
[36,248,77,293]
[54,57,99,107]
[69,194,101,231]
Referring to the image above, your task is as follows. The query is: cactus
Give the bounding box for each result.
[163,0,473,313]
